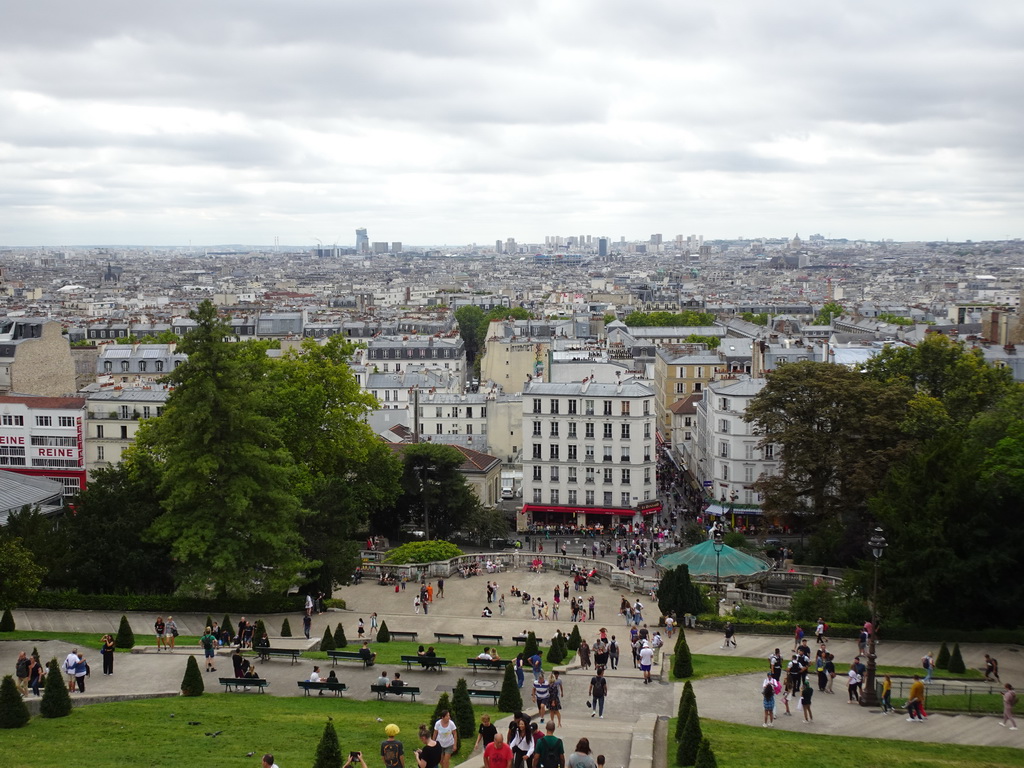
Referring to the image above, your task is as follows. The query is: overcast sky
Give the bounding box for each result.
[1,1,1021,246]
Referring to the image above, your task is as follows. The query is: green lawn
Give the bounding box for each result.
[668,654,985,683]
[307,640,573,667]
[678,719,1024,768]
[0,695,500,768]
[923,692,1020,715]
[0,630,202,653]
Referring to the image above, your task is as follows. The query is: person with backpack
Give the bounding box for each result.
[984,654,1000,683]
[722,622,736,649]
[1000,684,1018,730]
[762,678,776,727]
[588,667,608,718]
[200,626,218,672]
[534,721,564,768]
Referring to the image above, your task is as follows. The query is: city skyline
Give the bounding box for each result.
[2,1,1021,246]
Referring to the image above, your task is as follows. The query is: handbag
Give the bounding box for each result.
[171,627,179,637]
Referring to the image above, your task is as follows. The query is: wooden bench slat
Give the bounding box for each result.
[296,681,348,697]
[218,677,269,693]
[370,684,420,701]
[434,632,465,643]
[472,634,504,644]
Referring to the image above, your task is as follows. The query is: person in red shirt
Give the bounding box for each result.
[483,732,513,768]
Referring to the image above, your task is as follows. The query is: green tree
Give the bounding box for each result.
[740,313,769,326]
[675,681,696,740]
[876,312,914,326]
[546,635,564,665]
[313,720,343,768]
[140,300,309,597]
[333,623,348,649]
[658,565,705,618]
[746,361,912,564]
[522,632,540,660]
[694,738,717,768]
[0,507,72,591]
[673,630,693,679]
[280,618,292,637]
[677,708,702,766]
[813,301,844,325]
[180,655,204,696]
[389,443,480,540]
[384,540,463,565]
[0,609,13,632]
[948,643,966,674]
[320,626,336,652]
[254,619,267,642]
[0,675,29,728]
[115,615,135,649]
[566,625,581,651]
[683,334,719,349]
[376,621,391,643]
[451,678,475,755]
[624,311,715,327]
[498,662,522,712]
[0,537,45,608]
[222,615,233,638]
[455,305,486,365]
[936,642,950,670]
[40,660,72,718]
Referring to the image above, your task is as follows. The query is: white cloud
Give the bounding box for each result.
[0,0,1022,245]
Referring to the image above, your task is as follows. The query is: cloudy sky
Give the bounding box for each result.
[1,1,1021,246]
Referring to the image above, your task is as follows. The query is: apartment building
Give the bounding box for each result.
[84,385,171,473]
[0,318,76,397]
[520,376,660,530]
[652,345,721,439]
[0,395,87,496]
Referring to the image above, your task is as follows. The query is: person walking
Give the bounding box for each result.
[800,681,814,722]
[1000,684,1018,730]
[200,626,218,672]
[906,675,926,721]
[15,651,30,696]
[380,723,405,768]
[63,648,80,692]
[567,739,596,768]
[535,721,564,768]
[847,665,861,703]
[548,671,564,728]
[303,613,312,640]
[74,652,88,693]
[722,622,736,649]
[881,674,893,714]
[100,633,116,675]
[588,667,608,719]
[638,641,654,684]
[532,672,550,723]
[28,654,43,697]
[508,717,534,768]
[483,732,513,768]
[984,654,1000,683]
[432,710,458,768]
[922,652,935,683]
[515,653,525,689]
[154,616,167,652]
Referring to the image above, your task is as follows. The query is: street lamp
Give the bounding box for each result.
[860,527,887,708]
[712,528,725,596]
[418,464,437,540]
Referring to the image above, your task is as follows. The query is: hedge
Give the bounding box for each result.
[19,591,345,614]
[699,618,1023,645]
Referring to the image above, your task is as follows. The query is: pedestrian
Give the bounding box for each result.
[74,652,88,693]
[722,622,736,649]
[483,732,513,768]
[651,632,663,664]
[499,594,506,616]
[432,710,458,768]
[815,618,826,645]
[358,618,366,639]
[508,717,534,768]
[1000,684,1018,730]
[305,593,314,616]
[529,649,543,681]
[881,674,893,714]
[588,596,596,621]
[532,672,550,721]
[201,626,218,672]
[100,633,116,675]
[548,671,564,728]
[906,675,925,721]
[370,613,379,634]
[588,667,608,718]
[474,713,498,751]
[416,724,443,768]
[847,665,861,703]
[303,613,312,640]
[414,596,421,614]
[28,654,43,697]
[63,648,80,692]
[15,651,30,696]
[639,641,654,684]
[762,677,776,727]
[535,721,564,768]
[825,653,836,693]
[578,639,591,670]
[166,616,179,651]
[437,579,445,599]
[263,754,280,768]
[664,614,675,638]
[515,653,525,688]
[567,739,596,768]
[801,680,814,722]
[381,723,405,768]
[984,654,1000,682]
[922,651,935,683]
[154,616,167,652]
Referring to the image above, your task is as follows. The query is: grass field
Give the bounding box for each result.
[306,639,574,667]
[0,630,202,653]
[681,719,1024,768]
[0,695,502,768]
[669,654,985,683]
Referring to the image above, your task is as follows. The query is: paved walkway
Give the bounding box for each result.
[2,565,1021,758]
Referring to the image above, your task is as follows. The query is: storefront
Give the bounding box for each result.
[520,501,663,530]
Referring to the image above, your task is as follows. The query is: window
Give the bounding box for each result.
[550,423,559,438]
[684,416,692,427]
[120,361,129,372]
[621,447,630,462]
[603,447,613,462]
[103,361,113,372]
[621,492,631,507]
[744,465,755,483]
[120,426,128,439]
[694,382,702,393]
[568,467,577,483]
[719,441,729,458]
[568,400,577,415]
[533,421,542,437]
[435,423,443,434]
[139,361,147,373]
[533,398,542,414]
[719,398,730,411]
[533,444,542,459]
[585,490,595,505]
[533,488,543,503]
[621,401,630,416]
[467,425,473,435]
[644,423,651,438]
[697,367,704,378]
[621,468,631,484]
[585,445,594,461]
[585,467,595,484]
[550,489,559,504]
[718,419,730,434]
[584,400,594,415]
[58,416,75,427]
[621,423,630,439]
[604,492,613,506]
[644,467,651,484]
[676,383,686,394]
[603,468,613,484]
[568,489,577,505]
[643,400,650,415]
[644,448,651,461]
[603,400,612,416]
[683,431,691,441]
[568,445,577,460]
[96,425,104,438]
[550,399,560,414]
[764,444,775,459]
[585,423,595,439]
[466,407,473,418]
[568,422,577,438]
[155,361,164,372]
[550,467,559,482]
[603,423,613,439]
[533,466,542,480]
[36,416,52,427]
[31,436,77,447]
[549,445,559,460]
[721,463,730,481]
[1,415,23,426]
[97,445,105,461]
[436,407,443,418]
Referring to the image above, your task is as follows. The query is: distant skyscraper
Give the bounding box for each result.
[372,241,388,254]
[650,234,663,245]
[355,228,369,253]
[506,237,516,254]
[496,239,503,254]
[391,242,402,253]
[598,238,609,257]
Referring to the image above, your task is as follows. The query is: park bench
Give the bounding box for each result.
[219,677,269,693]
[472,634,504,645]
[388,631,419,642]
[371,684,421,702]
[296,680,348,697]
[513,636,546,645]
[400,655,448,672]
[249,648,302,665]
[467,689,500,704]
[434,632,465,643]
[328,650,374,668]
[466,657,512,672]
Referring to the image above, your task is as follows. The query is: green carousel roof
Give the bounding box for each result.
[657,540,771,580]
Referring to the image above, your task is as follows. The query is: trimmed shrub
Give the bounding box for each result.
[677,708,702,767]
[0,675,30,728]
[320,626,336,652]
[948,643,966,674]
[675,681,696,741]
[936,642,951,670]
[313,720,343,768]
[222,615,233,639]
[498,662,522,713]
[204,616,214,633]
[0,609,14,632]
[546,635,565,665]
[377,621,390,643]
[333,622,347,649]
[254,619,267,642]
[567,624,582,651]
[115,615,135,649]
[431,692,452,728]
[694,738,717,768]
[673,630,693,679]
[280,618,292,637]
[40,659,72,718]
[522,632,540,660]
[180,655,204,697]
[451,678,475,756]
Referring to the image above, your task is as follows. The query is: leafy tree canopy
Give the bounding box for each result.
[0,537,45,607]
[813,301,844,325]
[384,540,463,565]
[876,312,915,326]
[740,312,769,326]
[381,443,480,540]
[623,311,715,327]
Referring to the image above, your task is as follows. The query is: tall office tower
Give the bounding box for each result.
[506,237,517,254]
[356,228,369,253]
[496,240,503,254]
[586,235,592,246]
[391,242,402,253]
[675,235,685,248]
[372,241,388,254]
[598,238,609,257]
[650,234,663,245]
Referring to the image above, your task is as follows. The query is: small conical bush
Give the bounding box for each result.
[180,655,205,697]
[0,675,30,728]
[312,720,343,768]
[936,642,950,670]
[320,626,336,652]
[948,643,966,674]
[498,662,522,712]
[115,615,135,649]
[40,659,72,718]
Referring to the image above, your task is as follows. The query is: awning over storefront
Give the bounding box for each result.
[522,503,662,517]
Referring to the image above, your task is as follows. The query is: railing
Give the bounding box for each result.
[766,570,844,587]
[879,679,1016,714]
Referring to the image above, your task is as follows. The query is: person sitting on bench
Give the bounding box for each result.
[390,672,405,691]
[359,641,377,666]
[376,670,390,688]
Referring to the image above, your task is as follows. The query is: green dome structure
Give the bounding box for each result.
[657,540,771,581]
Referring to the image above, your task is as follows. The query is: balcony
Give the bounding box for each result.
[88,411,140,421]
